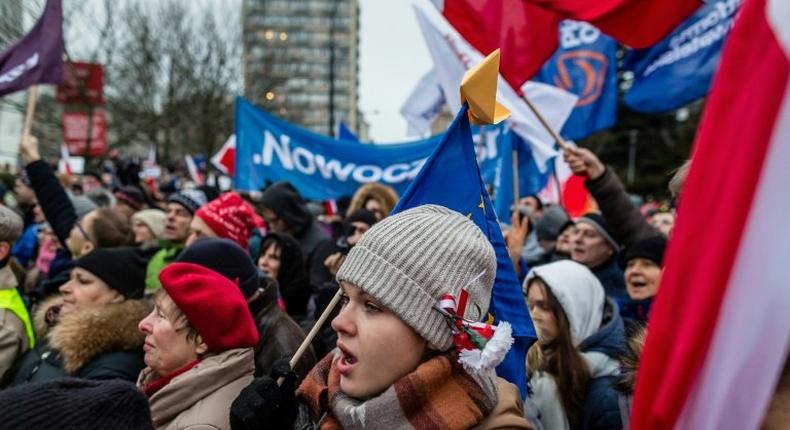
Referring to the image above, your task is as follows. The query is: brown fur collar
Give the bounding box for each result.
[616,326,646,394]
[47,299,152,373]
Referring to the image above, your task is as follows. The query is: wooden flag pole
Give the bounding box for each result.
[512,148,520,209]
[520,93,571,152]
[21,86,39,143]
[278,288,343,384]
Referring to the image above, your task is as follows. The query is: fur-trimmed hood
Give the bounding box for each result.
[348,183,399,217]
[46,299,151,374]
[616,326,646,395]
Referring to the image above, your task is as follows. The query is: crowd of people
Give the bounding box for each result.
[0,134,680,429]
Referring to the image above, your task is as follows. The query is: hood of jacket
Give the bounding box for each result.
[47,299,151,373]
[526,260,606,346]
[260,182,312,237]
[139,348,254,429]
[578,298,626,360]
[348,182,399,216]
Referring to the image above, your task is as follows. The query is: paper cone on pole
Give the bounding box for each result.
[460,49,510,125]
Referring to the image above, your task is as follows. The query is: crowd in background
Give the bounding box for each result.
[0,134,682,430]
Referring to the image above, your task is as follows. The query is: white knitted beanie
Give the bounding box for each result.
[336,204,497,351]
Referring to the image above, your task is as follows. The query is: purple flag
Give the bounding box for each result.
[0,0,63,96]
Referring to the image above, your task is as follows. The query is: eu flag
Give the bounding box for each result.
[393,104,537,398]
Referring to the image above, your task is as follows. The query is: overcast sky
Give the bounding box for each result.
[358,0,432,142]
[26,0,434,142]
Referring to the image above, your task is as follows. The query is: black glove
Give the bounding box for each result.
[230,359,298,430]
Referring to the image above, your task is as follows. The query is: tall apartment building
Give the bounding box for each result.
[242,0,363,138]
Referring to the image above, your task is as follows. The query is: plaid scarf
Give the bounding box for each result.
[297,352,498,429]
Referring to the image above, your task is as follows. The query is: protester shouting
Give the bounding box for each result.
[620,235,667,333]
[177,238,316,379]
[230,205,534,430]
[524,260,625,430]
[10,247,150,386]
[305,209,377,359]
[145,189,207,291]
[260,182,328,261]
[138,262,259,430]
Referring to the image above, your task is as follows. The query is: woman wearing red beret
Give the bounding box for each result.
[137,262,260,430]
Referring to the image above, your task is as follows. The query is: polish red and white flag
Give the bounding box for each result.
[631,0,790,428]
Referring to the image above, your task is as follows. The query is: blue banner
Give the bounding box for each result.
[235,97,440,199]
[234,97,541,202]
[535,20,618,140]
[624,0,741,113]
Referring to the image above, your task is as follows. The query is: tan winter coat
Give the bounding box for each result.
[139,348,255,430]
[0,266,29,384]
[477,378,536,429]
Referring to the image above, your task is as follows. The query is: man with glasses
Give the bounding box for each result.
[18,135,134,299]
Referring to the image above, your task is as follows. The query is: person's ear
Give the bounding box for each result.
[81,241,95,256]
[0,242,11,261]
[195,336,209,356]
[109,290,124,304]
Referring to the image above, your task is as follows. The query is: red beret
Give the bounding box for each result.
[159,262,259,352]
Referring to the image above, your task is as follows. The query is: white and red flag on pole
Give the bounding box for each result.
[184,154,205,186]
[211,134,236,176]
[58,142,72,176]
[631,0,790,428]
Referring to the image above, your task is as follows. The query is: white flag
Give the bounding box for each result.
[413,0,578,170]
[400,69,446,136]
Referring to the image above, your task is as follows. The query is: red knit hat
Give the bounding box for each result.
[159,262,259,352]
[194,192,257,249]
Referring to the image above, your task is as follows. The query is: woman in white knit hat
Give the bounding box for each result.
[230,204,534,429]
[131,209,167,247]
[523,260,626,430]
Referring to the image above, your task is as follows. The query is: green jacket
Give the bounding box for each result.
[145,244,184,292]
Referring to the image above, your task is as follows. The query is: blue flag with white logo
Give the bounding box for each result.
[624,0,741,113]
[393,104,537,398]
[535,20,618,140]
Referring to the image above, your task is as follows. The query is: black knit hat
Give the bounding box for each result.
[114,185,146,211]
[74,247,148,299]
[623,235,668,268]
[177,237,260,298]
[0,378,154,430]
[577,213,620,251]
[345,209,377,227]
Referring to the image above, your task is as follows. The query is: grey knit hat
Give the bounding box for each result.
[0,205,23,243]
[168,189,207,215]
[336,204,496,351]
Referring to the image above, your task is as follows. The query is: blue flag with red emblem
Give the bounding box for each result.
[393,104,537,398]
[535,20,618,140]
